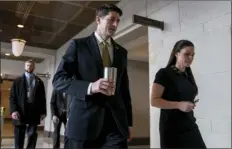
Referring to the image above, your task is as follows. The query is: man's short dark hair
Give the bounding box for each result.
[96,4,123,17]
[25,59,35,65]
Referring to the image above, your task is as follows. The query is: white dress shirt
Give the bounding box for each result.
[87,32,114,95]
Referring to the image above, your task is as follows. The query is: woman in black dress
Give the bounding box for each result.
[151,40,206,148]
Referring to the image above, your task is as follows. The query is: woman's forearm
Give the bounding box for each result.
[151,97,179,109]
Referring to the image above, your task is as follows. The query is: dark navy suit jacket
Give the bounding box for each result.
[52,33,133,141]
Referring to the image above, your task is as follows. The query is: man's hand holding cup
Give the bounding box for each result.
[91,78,115,96]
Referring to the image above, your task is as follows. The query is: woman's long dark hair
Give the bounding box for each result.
[167,40,198,93]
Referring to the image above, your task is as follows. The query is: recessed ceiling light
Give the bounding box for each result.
[5,53,11,56]
[17,24,24,28]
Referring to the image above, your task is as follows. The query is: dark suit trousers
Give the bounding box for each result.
[64,107,128,149]
[53,111,67,149]
[14,103,38,149]
[14,124,38,149]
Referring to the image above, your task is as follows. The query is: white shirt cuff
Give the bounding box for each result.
[87,83,92,95]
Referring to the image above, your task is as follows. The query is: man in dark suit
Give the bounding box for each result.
[52,4,133,149]
[50,89,67,149]
[9,59,46,149]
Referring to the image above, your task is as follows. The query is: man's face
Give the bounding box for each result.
[25,62,35,73]
[96,11,120,37]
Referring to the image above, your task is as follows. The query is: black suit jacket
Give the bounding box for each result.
[52,33,133,141]
[9,74,47,125]
[50,89,67,118]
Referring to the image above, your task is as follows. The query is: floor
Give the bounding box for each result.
[1,138,149,148]
[1,121,149,148]
[2,119,44,138]
[2,137,57,148]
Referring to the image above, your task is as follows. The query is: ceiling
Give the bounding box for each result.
[0,1,119,50]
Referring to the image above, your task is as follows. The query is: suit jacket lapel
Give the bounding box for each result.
[88,33,103,70]
[111,39,120,68]
[34,76,39,96]
[20,74,27,101]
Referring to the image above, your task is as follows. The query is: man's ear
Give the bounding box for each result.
[96,16,101,24]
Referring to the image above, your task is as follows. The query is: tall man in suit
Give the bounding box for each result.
[50,89,67,149]
[9,60,46,149]
[52,4,133,149]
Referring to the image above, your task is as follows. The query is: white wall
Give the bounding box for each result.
[1,59,48,78]
[148,1,231,148]
[1,59,25,75]
[127,60,149,138]
[43,56,56,132]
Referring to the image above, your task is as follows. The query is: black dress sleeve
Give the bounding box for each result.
[153,68,168,87]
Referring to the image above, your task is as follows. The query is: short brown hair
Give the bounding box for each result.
[96,4,122,17]
[25,59,35,65]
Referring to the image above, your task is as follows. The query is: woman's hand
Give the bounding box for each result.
[177,101,195,112]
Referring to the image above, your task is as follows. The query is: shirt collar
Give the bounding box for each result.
[94,32,111,46]
[24,72,34,78]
